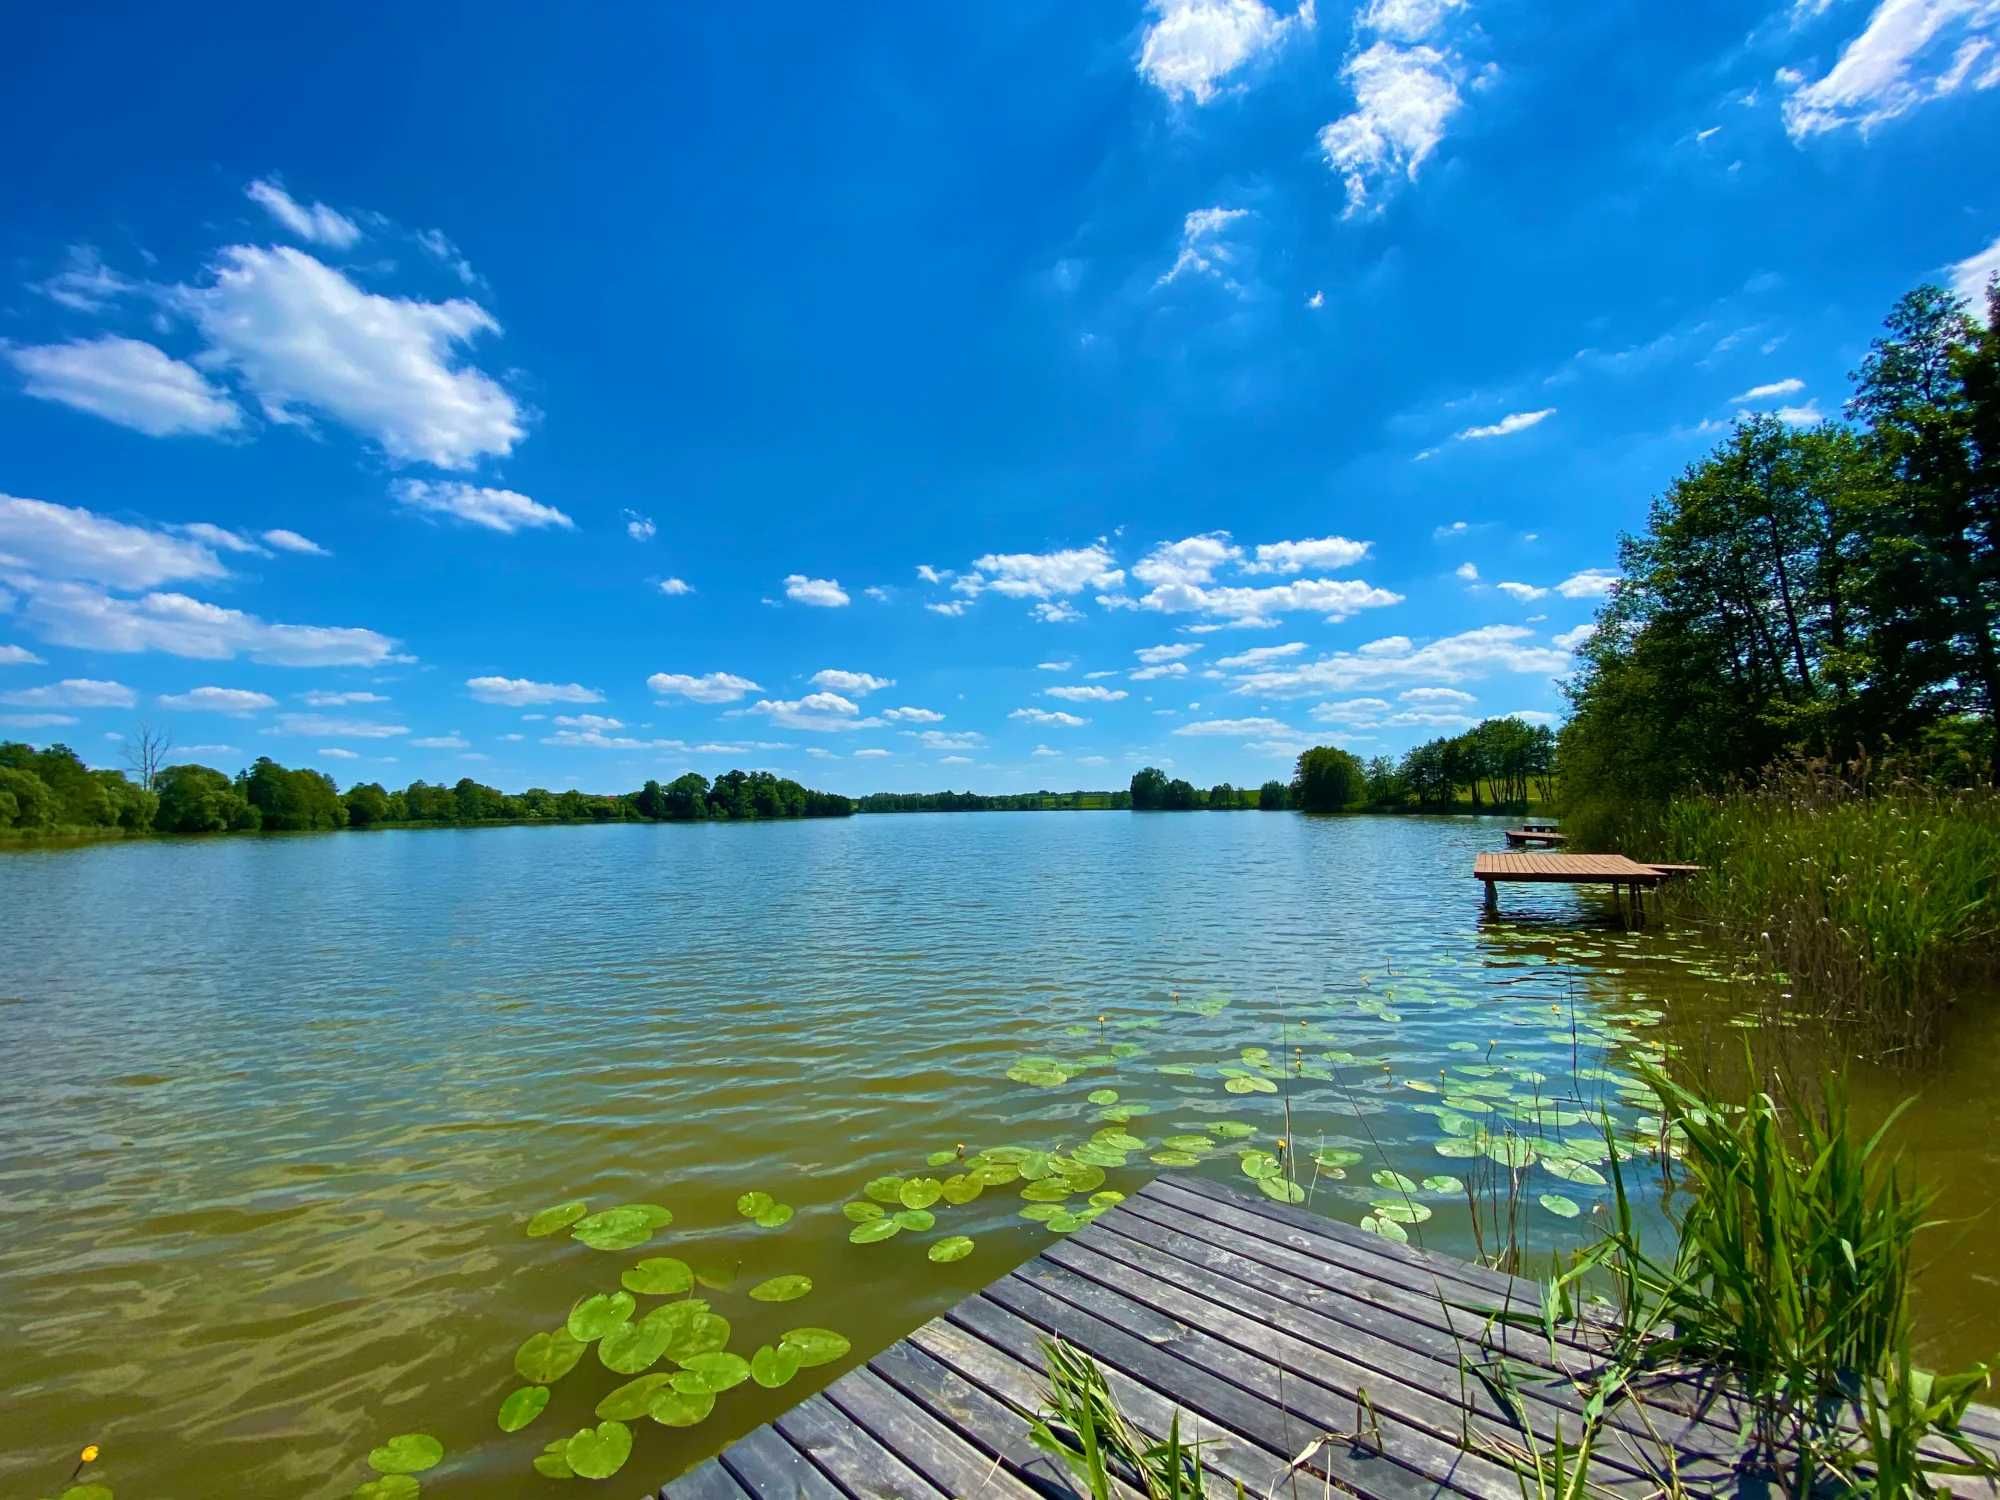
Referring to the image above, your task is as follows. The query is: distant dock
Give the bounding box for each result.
[1502,827,1567,847]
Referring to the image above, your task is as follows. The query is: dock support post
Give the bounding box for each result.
[1482,879,1498,915]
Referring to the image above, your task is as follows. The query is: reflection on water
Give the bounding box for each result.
[1,813,1992,1497]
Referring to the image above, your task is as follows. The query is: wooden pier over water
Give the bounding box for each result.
[1474,851,1669,924]
[655,1176,1999,1498]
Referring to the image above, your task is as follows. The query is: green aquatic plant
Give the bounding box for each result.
[496,1385,549,1432]
[733,1191,793,1228]
[1026,1337,1214,1500]
[525,1200,587,1237]
[929,1235,974,1262]
[747,1274,811,1302]
[562,1421,633,1480]
[620,1256,693,1295]
[365,1434,442,1476]
[571,1204,670,1251]
[566,1291,635,1341]
[514,1329,585,1383]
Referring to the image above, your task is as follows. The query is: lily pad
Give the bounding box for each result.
[940,1174,984,1205]
[899,1178,943,1210]
[498,1384,550,1432]
[598,1316,672,1375]
[1370,1198,1432,1224]
[1239,1151,1283,1181]
[533,1439,574,1479]
[751,1342,803,1388]
[753,1203,794,1229]
[1483,1137,1538,1169]
[1360,1213,1409,1244]
[780,1327,851,1367]
[567,1291,637,1343]
[1541,1156,1607,1186]
[367,1434,443,1476]
[929,1235,975,1263]
[1211,1121,1257,1140]
[515,1329,585,1384]
[894,1208,936,1231]
[843,1200,885,1222]
[926,1149,961,1166]
[1540,1193,1582,1219]
[572,1206,667,1252]
[749,1274,813,1302]
[736,1190,776,1218]
[1371,1170,1419,1193]
[1150,1150,1200,1166]
[1313,1147,1363,1169]
[564,1421,633,1480]
[1224,1075,1277,1095]
[1163,1134,1213,1152]
[1421,1175,1464,1194]
[1086,1088,1119,1105]
[849,1217,901,1244]
[595,1373,676,1421]
[864,1176,906,1204]
[674,1352,751,1393]
[651,1301,730,1361]
[525,1200,588,1238]
[649,1388,716,1427]
[353,1479,418,1500]
[621,1256,694,1296]
[1257,1176,1306,1204]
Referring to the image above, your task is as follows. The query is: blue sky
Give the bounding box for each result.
[3,1,1997,794]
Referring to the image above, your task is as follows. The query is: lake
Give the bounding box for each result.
[3,812,1995,1498]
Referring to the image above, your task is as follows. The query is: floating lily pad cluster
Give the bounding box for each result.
[345,1433,443,1497]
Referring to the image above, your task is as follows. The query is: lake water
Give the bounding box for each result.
[3,813,1995,1498]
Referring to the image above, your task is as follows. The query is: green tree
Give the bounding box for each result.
[0,764,56,829]
[1291,746,1364,813]
[1207,781,1238,809]
[154,764,260,833]
[1257,779,1288,810]
[344,782,392,826]
[1129,766,1169,810]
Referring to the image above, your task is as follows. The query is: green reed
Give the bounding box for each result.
[1482,1059,1996,1497]
[1026,1336,1228,1500]
[1591,760,2000,1054]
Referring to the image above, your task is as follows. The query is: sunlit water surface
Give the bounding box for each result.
[3,814,1995,1497]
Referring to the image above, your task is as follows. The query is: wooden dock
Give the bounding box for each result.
[1501,828,1566,847]
[654,1176,1999,1498]
[1474,851,1665,924]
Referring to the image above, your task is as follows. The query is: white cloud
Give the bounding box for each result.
[178,743,240,756]
[543,728,684,751]
[465,676,601,706]
[1132,575,1404,627]
[1174,716,1299,736]
[1031,601,1084,623]
[1732,376,1806,402]
[178,523,267,556]
[648,671,761,704]
[784,574,850,608]
[301,690,386,706]
[743,692,882,732]
[7,336,244,438]
[1137,642,1204,665]
[1214,641,1306,669]
[624,510,657,541]
[1455,562,1479,581]
[316,746,360,760]
[1359,0,1464,40]
[552,713,623,730]
[1950,232,2000,313]
[1311,697,1394,723]
[1494,581,1549,602]
[415,228,482,288]
[1031,744,1062,758]
[35,245,137,313]
[938,754,973,765]
[1780,0,2000,139]
[1400,686,1476,704]
[1046,685,1128,702]
[244,178,360,248]
[1553,623,1596,651]
[1240,536,1371,574]
[863,585,892,602]
[1775,401,1825,426]
[1133,534,1244,587]
[274,713,407,738]
[0,678,135,709]
[0,645,45,666]
[1077,754,1111,768]
[1036,660,1074,672]
[1157,208,1253,290]
[1131,662,1191,681]
[1010,707,1088,726]
[811,669,894,695]
[263,528,328,556]
[179,245,523,469]
[968,544,1123,600]
[916,564,951,584]
[1434,520,1471,540]
[853,747,891,759]
[0,495,230,590]
[1555,569,1619,599]
[925,600,970,617]
[1231,624,1574,697]
[410,734,470,749]
[658,577,694,596]
[1508,709,1559,724]
[157,686,276,713]
[1319,40,1463,215]
[1137,0,1315,104]
[0,712,77,728]
[22,583,401,666]
[882,706,945,723]
[910,729,984,751]
[1307,290,1326,309]
[393,479,573,534]
[1457,408,1555,441]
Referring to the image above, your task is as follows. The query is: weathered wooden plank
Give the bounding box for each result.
[1055,1215,1746,1491]
[820,1363,1044,1500]
[943,1288,1299,1499]
[984,1266,1514,1500]
[661,1454,755,1500]
[1473,851,1661,884]
[710,1422,847,1500]
[771,1391,947,1498]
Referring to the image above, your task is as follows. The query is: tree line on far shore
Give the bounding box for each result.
[0,745,853,836]
[1129,715,1556,815]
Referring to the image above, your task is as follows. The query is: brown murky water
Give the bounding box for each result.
[1,813,1992,1497]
